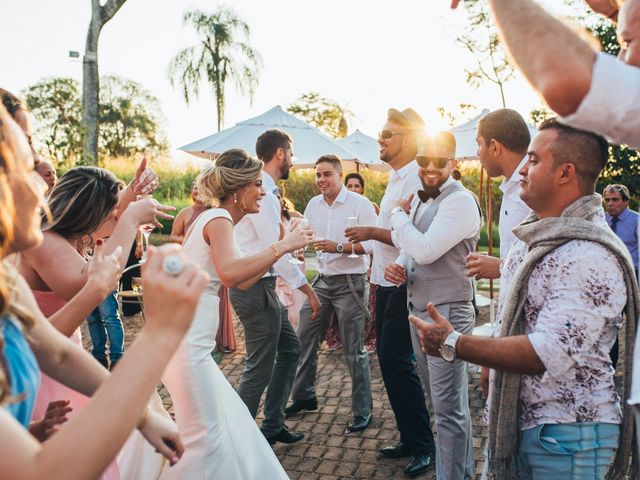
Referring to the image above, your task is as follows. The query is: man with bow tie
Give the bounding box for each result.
[385,131,481,480]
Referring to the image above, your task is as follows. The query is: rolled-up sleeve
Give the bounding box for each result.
[560,52,640,149]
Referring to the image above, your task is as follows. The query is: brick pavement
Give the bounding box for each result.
[115,307,490,480]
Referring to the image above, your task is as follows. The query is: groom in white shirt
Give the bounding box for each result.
[385,131,481,480]
[230,129,320,445]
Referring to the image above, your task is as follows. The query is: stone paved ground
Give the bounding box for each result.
[113,306,491,480]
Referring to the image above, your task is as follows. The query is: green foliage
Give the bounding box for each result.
[168,7,262,131]
[287,92,354,138]
[23,76,168,166]
[99,76,168,158]
[23,78,84,168]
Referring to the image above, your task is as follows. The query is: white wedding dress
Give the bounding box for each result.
[159,209,289,480]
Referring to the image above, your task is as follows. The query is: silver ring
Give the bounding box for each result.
[162,255,185,276]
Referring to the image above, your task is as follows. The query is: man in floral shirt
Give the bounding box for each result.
[409,119,636,479]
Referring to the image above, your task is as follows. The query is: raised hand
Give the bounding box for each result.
[86,239,122,298]
[131,157,160,195]
[125,197,175,229]
[584,0,619,19]
[465,252,502,280]
[29,399,73,441]
[282,222,314,253]
[393,193,414,214]
[345,226,371,243]
[408,303,454,356]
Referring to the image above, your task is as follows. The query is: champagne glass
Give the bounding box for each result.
[288,218,309,266]
[347,216,359,258]
[131,277,142,293]
[136,194,156,263]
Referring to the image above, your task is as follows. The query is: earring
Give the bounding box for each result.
[233,192,238,204]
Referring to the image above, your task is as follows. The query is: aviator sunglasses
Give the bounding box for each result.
[416,156,452,169]
[378,130,409,140]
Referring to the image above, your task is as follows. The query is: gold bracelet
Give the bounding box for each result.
[137,404,151,429]
[270,243,280,258]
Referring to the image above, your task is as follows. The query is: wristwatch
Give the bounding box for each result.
[390,206,405,216]
[336,243,345,253]
[440,330,461,363]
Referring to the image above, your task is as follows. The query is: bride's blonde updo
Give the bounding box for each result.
[196,148,263,207]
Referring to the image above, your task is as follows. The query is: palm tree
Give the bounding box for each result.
[168,8,262,131]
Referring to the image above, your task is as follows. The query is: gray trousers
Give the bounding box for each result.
[410,301,475,480]
[229,277,301,437]
[291,273,372,418]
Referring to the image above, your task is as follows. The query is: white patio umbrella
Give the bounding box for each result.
[336,130,390,172]
[179,105,357,169]
[450,108,537,161]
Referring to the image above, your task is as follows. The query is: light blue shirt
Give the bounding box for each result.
[606,208,639,269]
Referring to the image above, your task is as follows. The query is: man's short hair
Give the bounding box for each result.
[538,118,609,194]
[604,184,630,201]
[255,129,293,163]
[315,154,343,173]
[477,109,531,155]
[0,88,24,117]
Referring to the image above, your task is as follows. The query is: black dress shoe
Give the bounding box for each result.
[403,453,433,476]
[284,397,318,416]
[379,441,411,459]
[263,426,305,445]
[344,413,372,433]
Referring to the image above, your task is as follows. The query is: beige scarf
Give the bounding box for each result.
[487,194,638,479]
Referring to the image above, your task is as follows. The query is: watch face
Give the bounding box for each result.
[441,345,456,363]
[336,244,344,253]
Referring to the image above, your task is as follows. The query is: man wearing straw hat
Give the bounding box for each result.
[385,131,481,480]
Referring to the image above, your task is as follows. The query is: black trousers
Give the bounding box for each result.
[376,284,435,455]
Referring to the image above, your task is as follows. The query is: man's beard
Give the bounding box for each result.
[280,164,291,180]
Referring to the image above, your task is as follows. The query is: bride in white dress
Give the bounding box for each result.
[160,149,312,480]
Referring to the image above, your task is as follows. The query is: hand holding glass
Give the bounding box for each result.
[288,219,309,265]
[136,194,156,263]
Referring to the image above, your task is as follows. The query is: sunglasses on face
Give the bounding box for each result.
[416,156,452,169]
[378,130,408,140]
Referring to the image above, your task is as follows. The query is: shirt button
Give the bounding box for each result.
[411,268,415,273]
[409,293,413,298]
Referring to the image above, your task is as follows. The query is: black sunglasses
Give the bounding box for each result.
[378,130,408,140]
[416,156,452,169]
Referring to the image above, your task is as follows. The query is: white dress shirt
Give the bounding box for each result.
[498,156,531,260]
[561,52,640,150]
[304,186,377,276]
[391,177,482,266]
[370,161,422,287]
[235,171,307,290]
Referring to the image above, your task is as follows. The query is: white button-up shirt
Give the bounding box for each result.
[235,171,307,289]
[497,227,626,429]
[391,177,482,266]
[304,186,377,276]
[498,156,531,260]
[370,161,422,287]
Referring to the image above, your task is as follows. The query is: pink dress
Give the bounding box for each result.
[32,290,120,480]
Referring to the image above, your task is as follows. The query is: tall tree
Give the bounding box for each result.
[82,0,128,165]
[287,92,354,138]
[24,76,167,165]
[168,8,262,131]
[457,0,514,107]
[23,78,84,167]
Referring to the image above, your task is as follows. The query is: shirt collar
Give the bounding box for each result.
[439,176,455,192]
[262,171,277,193]
[394,160,418,179]
[324,185,348,206]
[499,156,528,193]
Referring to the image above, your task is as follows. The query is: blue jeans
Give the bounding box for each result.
[519,422,619,479]
[87,291,124,366]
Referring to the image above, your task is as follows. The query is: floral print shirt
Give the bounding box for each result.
[497,234,626,430]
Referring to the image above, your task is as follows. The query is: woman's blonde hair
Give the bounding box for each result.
[0,104,36,406]
[197,148,262,207]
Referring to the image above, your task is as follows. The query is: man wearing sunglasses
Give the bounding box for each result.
[345,108,436,476]
[385,131,481,480]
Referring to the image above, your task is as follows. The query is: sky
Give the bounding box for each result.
[1,0,576,159]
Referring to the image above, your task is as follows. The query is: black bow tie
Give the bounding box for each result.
[417,186,441,203]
